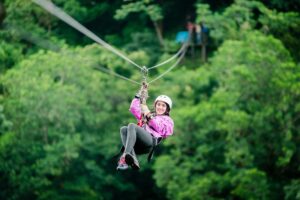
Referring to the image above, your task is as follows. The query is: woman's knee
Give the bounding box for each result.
[128,123,137,129]
[120,126,127,132]
[127,123,138,136]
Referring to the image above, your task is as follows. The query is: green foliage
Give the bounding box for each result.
[265,0,300,12]
[231,169,269,199]
[3,0,56,40]
[0,45,145,199]
[284,180,300,200]
[2,0,118,48]
[1,0,300,199]
[196,0,300,61]
[114,1,163,22]
[0,104,12,135]
[153,31,300,199]
[0,41,23,72]
[114,0,164,46]
[54,0,109,23]
[196,0,264,46]
[259,10,300,61]
[123,31,162,66]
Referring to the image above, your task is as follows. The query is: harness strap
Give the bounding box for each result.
[147,137,163,162]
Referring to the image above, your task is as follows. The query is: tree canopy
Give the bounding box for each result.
[0,0,300,199]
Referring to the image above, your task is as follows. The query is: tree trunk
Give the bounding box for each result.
[201,43,206,63]
[153,20,164,47]
[200,30,208,63]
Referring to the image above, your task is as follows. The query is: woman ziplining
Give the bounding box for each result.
[117,82,174,170]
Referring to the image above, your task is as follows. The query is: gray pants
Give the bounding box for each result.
[120,123,153,156]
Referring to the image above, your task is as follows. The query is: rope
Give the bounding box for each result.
[148,32,191,84]
[148,40,189,84]
[32,0,143,70]
[93,66,141,85]
[147,41,188,70]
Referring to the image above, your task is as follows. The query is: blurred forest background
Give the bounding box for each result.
[0,0,300,199]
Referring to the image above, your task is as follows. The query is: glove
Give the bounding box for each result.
[141,104,150,115]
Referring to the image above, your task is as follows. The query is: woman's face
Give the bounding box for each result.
[155,101,167,115]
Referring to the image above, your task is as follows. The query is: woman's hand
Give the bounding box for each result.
[135,81,148,98]
[141,104,150,115]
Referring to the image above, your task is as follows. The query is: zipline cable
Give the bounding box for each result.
[148,32,191,83]
[148,40,189,84]
[147,40,189,70]
[93,66,141,85]
[32,0,143,70]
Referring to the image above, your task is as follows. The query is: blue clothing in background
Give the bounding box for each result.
[176,31,189,43]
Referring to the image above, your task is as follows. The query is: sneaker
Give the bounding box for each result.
[116,156,129,170]
[125,153,140,170]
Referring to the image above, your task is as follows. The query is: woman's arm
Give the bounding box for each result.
[129,98,142,120]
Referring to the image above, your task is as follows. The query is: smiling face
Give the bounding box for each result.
[155,101,168,115]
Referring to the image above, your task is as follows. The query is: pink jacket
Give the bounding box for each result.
[130,98,174,138]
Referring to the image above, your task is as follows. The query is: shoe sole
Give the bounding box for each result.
[116,165,129,170]
[125,154,140,170]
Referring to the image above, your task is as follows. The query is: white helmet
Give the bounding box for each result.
[155,95,172,109]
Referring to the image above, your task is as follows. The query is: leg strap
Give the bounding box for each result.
[147,137,162,162]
